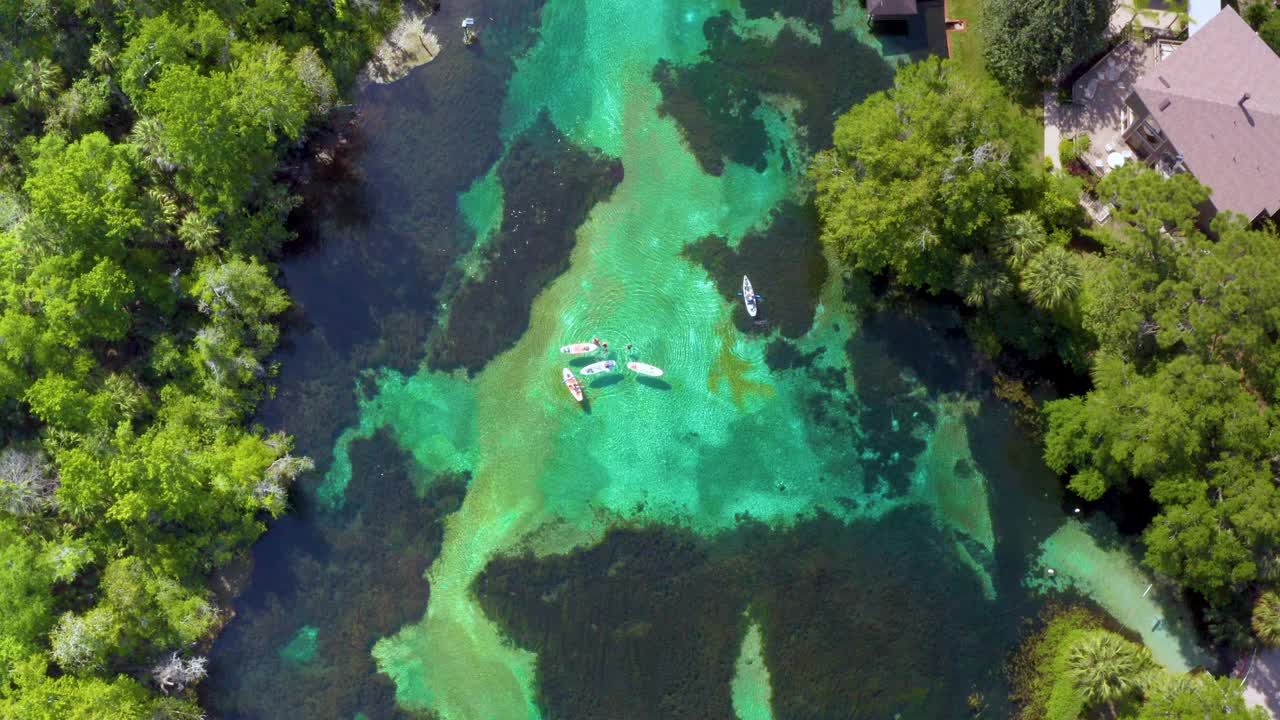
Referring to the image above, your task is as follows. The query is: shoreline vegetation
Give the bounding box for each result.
[812,0,1280,714]
[0,0,398,716]
[2,0,1276,718]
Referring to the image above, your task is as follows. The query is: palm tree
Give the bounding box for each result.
[1066,631,1152,717]
[178,212,220,253]
[1021,246,1082,313]
[88,43,115,76]
[1002,211,1048,270]
[955,251,1013,309]
[13,57,64,110]
[1252,592,1280,646]
[129,116,177,172]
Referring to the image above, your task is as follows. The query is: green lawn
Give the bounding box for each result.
[944,0,1047,169]
[946,0,989,80]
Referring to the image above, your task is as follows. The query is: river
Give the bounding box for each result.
[202,1,1208,718]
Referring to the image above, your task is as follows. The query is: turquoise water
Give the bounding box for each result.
[204,1,1209,718]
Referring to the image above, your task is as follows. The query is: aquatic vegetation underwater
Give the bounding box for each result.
[206,1,1214,718]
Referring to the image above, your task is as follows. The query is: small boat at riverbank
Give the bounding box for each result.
[580,360,616,376]
[742,275,757,317]
[562,368,584,402]
[560,342,599,355]
[626,361,664,377]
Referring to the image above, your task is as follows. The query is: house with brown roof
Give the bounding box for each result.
[1121,7,1280,223]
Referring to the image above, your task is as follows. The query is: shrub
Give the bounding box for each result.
[1245,2,1272,29]
[1009,605,1105,720]
[1253,591,1280,645]
[1058,134,1090,166]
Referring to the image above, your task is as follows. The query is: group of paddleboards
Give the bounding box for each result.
[557,342,662,402]
[556,275,760,403]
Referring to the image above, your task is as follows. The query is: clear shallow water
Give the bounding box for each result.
[204,1,1208,718]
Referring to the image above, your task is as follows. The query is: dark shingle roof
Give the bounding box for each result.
[1132,7,1280,220]
[867,0,918,18]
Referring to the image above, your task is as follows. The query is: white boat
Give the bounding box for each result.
[559,342,599,355]
[580,360,617,376]
[626,361,664,377]
[742,275,757,317]
[562,368,584,402]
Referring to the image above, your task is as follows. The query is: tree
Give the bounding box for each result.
[1001,212,1049,269]
[48,609,119,674]
[954,251,1014,308]
[0,0,380,715]
[0,519,56,675]
[145,43,315,214]
[1149,214,1280,398]
[1065,630,1153,716]
[1253,591,1280,646]
[1021,245,1082,312]
[13,57,63,110]
[152,653,208,694]
[811,57,1036,290]
[23,133,145,254]
[1043,353,1280,598]
[177,211,219,253]
[984,0,1116,89]
[190,256,290,388]
[1137,673,1267,720]
[0,446,58,514]
[1261,13,1280,55]
[1080,166,1212,359]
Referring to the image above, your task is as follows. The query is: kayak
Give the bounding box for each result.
[742,275,757,318]
[580,360,617,376]
[560,342,599,355]
[562,368,584,402]
[626,361,664,377]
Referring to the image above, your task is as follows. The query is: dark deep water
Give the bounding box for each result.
[201,3,1185,719]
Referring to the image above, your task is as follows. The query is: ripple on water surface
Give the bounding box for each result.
[217,0,1211,717]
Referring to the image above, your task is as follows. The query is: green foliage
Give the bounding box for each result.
[1010,606,1103,720]
[146,43,314,214]
[1021,245,1082,312]
[812,55,1087,366]
[815,51,1280,614]
[1245,2,1272,29]
[0,654,201,720]
[1013,611,1259,720]
[1136,674,1267,720]
[1261,13,1280,55]
[1064,629,1153,710]
[984,0,1116,89]
[1058,134,1090,166]
[1042,167,1280,601]
[1252,591,1280,646]
[811,57,1037,290]
[24,133,144,251]
[0,520,56,676]
[0,0,387,713]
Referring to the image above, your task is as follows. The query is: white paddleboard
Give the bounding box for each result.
[559,342,599,355]
[580,360,617,376]
[562,368,584,402]
[626,361,664,377]
[742,275,757,317]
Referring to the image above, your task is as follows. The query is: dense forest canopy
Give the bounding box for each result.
[0,0,395,716]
